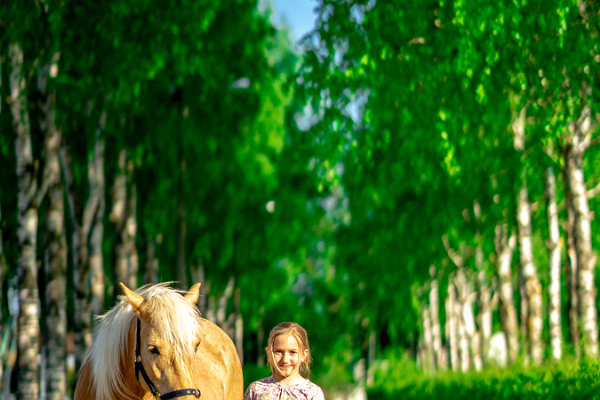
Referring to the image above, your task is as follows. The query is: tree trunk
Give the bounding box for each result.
[177,146,187,288]
[456,286,470,372]
[564,160,580,357]
[10,40,41,400]
[90,121,106,320]
[257,307,265,367]
[474,201,491,365]
[446,279,459,371]
[495,224,519,363]
[564,109,598,358]
[546,167,562,361]
[145,236,160,284]
[206,295,217,323]
[517,183,544,365]
[429,267,446,370]
[126,183,139,288]
[113,150,128,291]
[38,54,68,400]
[442,237,477,371]
[218,278,235,337]
[422,303,435,373]
[367,328,376,386]
[113,150,138,291]
[513,106,544,365]
[457,268,481,371]
[234,287,243,364]
[61,111,106,374]
[0,205,7,386]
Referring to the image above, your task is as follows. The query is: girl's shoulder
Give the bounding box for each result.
[245,376,277,392]
[299,379,325,397]
[243,376,278,400]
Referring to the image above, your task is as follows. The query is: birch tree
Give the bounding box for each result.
[429,267,446,370]
[38,52,68,400]
[61,113,107,373]
[564,109,598,358]
[112,149,138,293]
[495,224,518,364]
[10,39,46,400]
[513,108,544,365]
[546,167,562,361]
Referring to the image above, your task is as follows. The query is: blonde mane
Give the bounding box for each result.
[86,283,202,400]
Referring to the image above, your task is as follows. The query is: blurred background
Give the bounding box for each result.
[2,0,600,399]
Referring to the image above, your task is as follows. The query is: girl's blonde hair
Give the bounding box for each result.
[266,322,313,378]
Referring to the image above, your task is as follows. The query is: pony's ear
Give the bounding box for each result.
[120,282,145,312]
[184,283,202,304]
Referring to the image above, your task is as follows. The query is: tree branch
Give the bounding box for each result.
[588,182,600,199]
[442,235,464,268]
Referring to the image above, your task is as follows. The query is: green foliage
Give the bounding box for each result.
[369,362,600,400]
[297,0,600,357]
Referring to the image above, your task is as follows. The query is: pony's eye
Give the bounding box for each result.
[149,346,160,355]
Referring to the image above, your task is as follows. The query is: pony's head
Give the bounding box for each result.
[88,282,203,400]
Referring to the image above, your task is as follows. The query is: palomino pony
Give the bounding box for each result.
[74,282,243,400]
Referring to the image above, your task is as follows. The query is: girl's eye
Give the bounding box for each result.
[149,346,160,355]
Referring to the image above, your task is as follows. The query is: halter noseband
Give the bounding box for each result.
[135,318,201,399]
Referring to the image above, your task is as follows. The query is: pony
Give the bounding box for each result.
[74,282,243,400]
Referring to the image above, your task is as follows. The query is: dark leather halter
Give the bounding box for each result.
[135,318,201,399]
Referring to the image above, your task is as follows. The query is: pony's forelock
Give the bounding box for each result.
[86,283,201,400]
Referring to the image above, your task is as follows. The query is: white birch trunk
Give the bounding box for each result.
[429,267,446,370]
[234,287,243,364]
[456,291,470,372]
[90,121,106,320]
[257,308,265,367]
[565,108,598,358]
[442,237,477,371]
[564,164,580,357]
[126,183,139,288]
[513,107,543,365]
[517,184,544,365]
[457,268,481,371]
[546,167,562,360]
[145,236,160,285]
[367,329,376,386]
[447,280,460,371]
[474,201,491,365]
[495,224,519,363]
[38,54,68,400]
[61,111,106,373]
[177,148,187,288]
[0,206,7,386]
[113,150,128,291]
[422,304,435,373]
[10,41,41,400]
[113,150,138,291]
[218,278,235,338]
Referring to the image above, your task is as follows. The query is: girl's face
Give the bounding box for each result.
[268,334,308,379]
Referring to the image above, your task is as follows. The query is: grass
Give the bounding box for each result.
[367,361,600,400]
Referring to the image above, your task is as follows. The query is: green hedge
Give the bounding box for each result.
[367,363,600,400]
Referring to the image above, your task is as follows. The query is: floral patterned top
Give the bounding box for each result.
[244,376,325,400]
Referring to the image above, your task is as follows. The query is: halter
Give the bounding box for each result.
[135,318,201,399]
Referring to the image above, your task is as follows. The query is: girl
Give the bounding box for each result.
[244,322,325,400]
